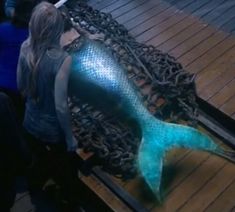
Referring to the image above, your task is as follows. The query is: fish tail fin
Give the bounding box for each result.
[165,123,235,163]
[138,137,165,202]
[137,118,235,202]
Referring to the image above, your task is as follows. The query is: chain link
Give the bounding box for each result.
[65,0,199,179]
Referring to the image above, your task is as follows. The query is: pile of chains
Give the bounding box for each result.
[68,97,140,178]
[65,0,199,178]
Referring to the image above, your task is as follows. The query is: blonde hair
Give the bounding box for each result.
[26,1,64,98]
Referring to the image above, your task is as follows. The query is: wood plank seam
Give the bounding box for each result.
[166,154,211,196]
[102,0,134,14]
[92,0,117,11]
[151,0,231,49]
[170,150,192,166]
[112,0,147,20]
[124,1,171,30]
[128,0,194,34]
[209,79,235,108]
[176,161,227,211]
[203,177,235,212]
[116,0,163,25]
[143,0,213,43]
[206,79,235,102]
[177,161,235,211]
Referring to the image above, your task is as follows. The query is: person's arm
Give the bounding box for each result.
[54,55,78,151]
[60,27,81,47]
[70,18,104,41]
[59,5,104,41]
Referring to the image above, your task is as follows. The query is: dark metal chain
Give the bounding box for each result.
[69,97,140,178]
[65,0,199,178]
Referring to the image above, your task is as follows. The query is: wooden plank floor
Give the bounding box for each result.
[105,126,235,212]
[86,0,235,211]
[11,1,235,211]
[89,0,235,120]
[164,0,235,35]
[11,130,235,212]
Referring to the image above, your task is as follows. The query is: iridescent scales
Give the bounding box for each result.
[69,38,235,201]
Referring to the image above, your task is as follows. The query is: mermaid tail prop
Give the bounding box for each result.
[69,39,235,201]
[138,116,235,201]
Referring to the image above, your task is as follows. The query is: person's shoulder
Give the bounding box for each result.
[21,39,29,47]
[20,39,29,55]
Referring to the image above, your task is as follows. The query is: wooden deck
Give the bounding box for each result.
[11,126,235,212]
[11,137,235,209]
[86,0,235,211]
[11,0,235,211]
[109,126,235,211]
[89,0,235,120]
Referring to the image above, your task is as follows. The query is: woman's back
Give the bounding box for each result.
[17,1,77,151]
[19,41,68,142]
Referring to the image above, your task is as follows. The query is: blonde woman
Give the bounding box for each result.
[17,1,77,152]
[17,2,81,209]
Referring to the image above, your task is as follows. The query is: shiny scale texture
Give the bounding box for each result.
[70,38,224,201]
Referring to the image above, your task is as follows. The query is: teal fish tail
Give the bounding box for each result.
[138,136,165,202]
[137,117,235,202]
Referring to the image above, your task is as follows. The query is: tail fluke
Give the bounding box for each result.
[138,138,165,202]
[137,118,235,202]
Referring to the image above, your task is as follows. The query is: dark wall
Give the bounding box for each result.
[0,0,6,22]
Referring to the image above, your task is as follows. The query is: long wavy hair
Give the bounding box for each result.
[26,1,64,99]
